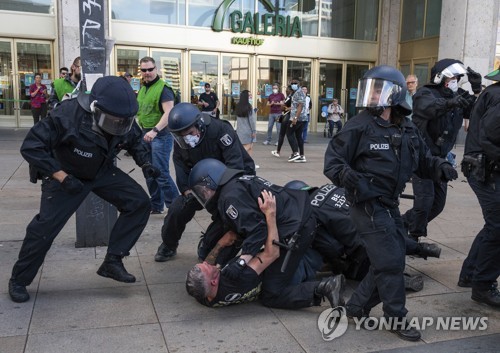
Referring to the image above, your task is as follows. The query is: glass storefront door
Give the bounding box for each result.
[190,52,219,106]
[256,57,284,122]
[346,63,370,119]
[152,49,182,100]
[221,55,249,120]
[0,39,53,127]
[318,62,342,123]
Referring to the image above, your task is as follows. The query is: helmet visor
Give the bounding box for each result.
[95,109,135,135]
[441,63,467,78]
[191,184,216,208]
[356,78,402,108]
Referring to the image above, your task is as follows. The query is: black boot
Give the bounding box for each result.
[390,319,422,341]
[471,284,500,308]
[404,273,424,292]
[8,279,30,303]
[154,243,177,262]
[416,242,441,260]
[97,254,136,283]
[314,274,345,307]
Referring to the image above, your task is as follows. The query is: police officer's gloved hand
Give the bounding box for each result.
[446,95,469,109]
[438,163,458,182]
[61,175,84,194]
[222,259,245,281]
[467,66,482,94]
[341,168,362,190]
[142,163,161,179]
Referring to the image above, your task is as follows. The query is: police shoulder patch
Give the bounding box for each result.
[220,134,233,146]
[226,204,238,219]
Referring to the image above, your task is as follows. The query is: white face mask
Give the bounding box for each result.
[272,89,278,94]
[446,79,458,92]
[249,98,253,105]
[183,134,200,148]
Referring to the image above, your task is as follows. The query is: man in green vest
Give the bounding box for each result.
[48,56,81,109]
[137,56,179,214]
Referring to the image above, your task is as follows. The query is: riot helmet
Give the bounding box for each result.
[284,180,311,190]
[89,76,138,135]
[356,65,411,115]
[431,59,467,84]
[188,158,241,208]
[168,103,208,149]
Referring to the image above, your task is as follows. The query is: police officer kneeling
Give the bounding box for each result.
[324,66,458,341]
[8,76,159,303]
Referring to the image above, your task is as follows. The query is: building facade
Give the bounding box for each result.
[0,0,498,130]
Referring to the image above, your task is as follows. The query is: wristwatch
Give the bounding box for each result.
[152,127,159,133]
[237,258,246,267]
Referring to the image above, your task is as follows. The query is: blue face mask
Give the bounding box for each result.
[291,84,299,91]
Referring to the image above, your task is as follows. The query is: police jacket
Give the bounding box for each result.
[309,184,360,255]
[21,97,150,181]
[464,82,500,163]
[173,118,255,193]
[217,175,312,257]
[324,110,446,204]
[412,84,474,158]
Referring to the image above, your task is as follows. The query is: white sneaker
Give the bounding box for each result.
[255,164,260,169]
[293,156,307,163]
[262,141,270,145]
[274,142,278,146]
[288,153,300,162]
[271,150,280,158]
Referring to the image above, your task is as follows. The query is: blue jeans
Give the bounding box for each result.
[265,113,281,143]
[302,115,309,141]
[143,130,179,211]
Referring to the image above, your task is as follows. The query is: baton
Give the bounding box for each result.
[272,232,300,272]
[400,193,415,200]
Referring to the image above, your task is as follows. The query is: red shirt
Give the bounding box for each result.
[29,83,48,108]
[268,92,285,114]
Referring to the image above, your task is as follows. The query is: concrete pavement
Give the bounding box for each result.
[0,127,498,353]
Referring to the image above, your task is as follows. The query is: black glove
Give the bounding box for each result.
[142,163,161,178]
[467,66,482,94]
[222,259,245,281]
[446,95,470,109]
[61,175,84,194]
[438,163,458,182]
[341,168,362,190]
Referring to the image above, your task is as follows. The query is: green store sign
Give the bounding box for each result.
[212,0,302,38]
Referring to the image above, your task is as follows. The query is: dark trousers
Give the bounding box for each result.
[260,217,318,309]
[276,115,289,153]
[460,174,500,289]
[328,120,342,136]
[286,121,305,156]
[161,194,225,254]
[347,200,407,318]
[11,166,151,286]
[403,176,447,237]
[31,104,47,124]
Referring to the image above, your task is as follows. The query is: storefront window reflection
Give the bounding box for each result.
[112,0,186,25]
[321,0,378,41]
[188,0,219,27]
[257,0,318,36]
[318,62,342,123]
[222,56,249,120]
[0,0,53,14]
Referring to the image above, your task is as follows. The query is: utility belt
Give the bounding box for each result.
[461,153,499,182]
[378,195,400,209]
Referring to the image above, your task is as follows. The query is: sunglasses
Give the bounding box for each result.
[140,67,156,73]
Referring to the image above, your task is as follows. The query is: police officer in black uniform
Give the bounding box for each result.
[187,158,345,309]
[8,76,159,303]
[458,67,500,308]
[285,181,442,287]
[403,59,481,240]
[324,65,458,341]
[154,103,255,262]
